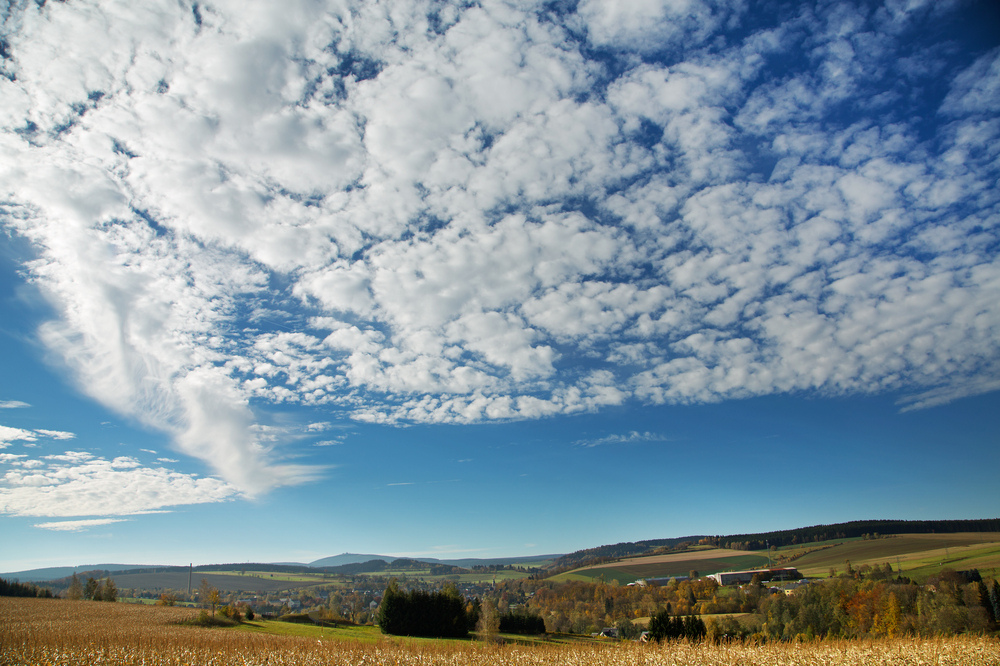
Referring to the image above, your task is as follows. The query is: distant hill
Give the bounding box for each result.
[432,555,559,569]
[308,553,392,567]
[548,518,1000,574]
[1,564,162,583]
[307,553,559,569]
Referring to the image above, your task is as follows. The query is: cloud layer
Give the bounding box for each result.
[0,448,237,519]
[1,0,998,492]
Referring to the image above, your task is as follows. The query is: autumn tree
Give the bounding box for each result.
[66,573,83,600]
[198,579,220,616]
[477,597,500,642]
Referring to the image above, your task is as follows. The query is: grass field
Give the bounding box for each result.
[2,597,997,666]
[779,533,1000,580]
[101,565,535,594]
[554,534,1000,585]
[109,570,326,594]
[552,548,770,584]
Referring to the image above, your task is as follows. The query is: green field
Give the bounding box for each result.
[107,565,536,595]
[774,533,1000,581]
[554,533,1000,585]
[110,571,328,594]
[234,618,385,642]
[553,553,770,585]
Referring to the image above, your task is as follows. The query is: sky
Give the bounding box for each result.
[1,0,999,574]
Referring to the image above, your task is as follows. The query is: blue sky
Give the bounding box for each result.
[1,0,999,573]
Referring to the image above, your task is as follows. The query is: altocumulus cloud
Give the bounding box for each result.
[1,0,998,494]
[0,449,238,519]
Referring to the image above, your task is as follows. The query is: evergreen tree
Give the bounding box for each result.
[647,609,671,642]
[377,580,469,638]
[101,577,118,602]
[84,577,100,600]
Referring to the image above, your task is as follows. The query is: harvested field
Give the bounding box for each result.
[555,548,769,583]
[583,548,764,569]
[2,597,998,665]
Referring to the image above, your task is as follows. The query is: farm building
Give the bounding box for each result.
[708,568,799,585]
[628,576,688,587]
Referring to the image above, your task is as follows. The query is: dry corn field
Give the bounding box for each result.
[2,599,999,666]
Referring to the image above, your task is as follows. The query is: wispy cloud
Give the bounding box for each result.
[574,431,670,448]
[0,401,30,409]
[34,518,128,532]
[1,0,997,495]
[0,425,77,448]
[33,429,75,440]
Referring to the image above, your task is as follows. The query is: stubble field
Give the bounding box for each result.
[2,597,998,666]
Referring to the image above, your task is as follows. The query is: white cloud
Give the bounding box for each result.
[0,401,30,409]
[0,426,38,447]
[574,431,669,447]
[34,518,128,532]
[940,48,1000,116]
[1,0,998,490]
[576,0,742,53]
[0,450,238,518]
[33,429,76,440]
[0,424,77,448]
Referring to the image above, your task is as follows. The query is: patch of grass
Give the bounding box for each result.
[234,618,384,642]
[175,610,239,628]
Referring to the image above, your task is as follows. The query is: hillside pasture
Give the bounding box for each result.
[783,533,1000,580]
[553,548,769,584]
[109,571,324,594]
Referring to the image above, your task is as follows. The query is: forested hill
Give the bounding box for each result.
[549,519,1000,572]
[549,536,711,572]
[710,518,1000,551]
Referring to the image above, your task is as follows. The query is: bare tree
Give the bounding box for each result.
[477,597,500,643]
[198,578,220,616]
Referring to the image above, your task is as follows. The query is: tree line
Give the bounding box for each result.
[66,573,118,602]
[0,577,54,598]
[703,519,1000,551]
[648,609,707,642]
[483,565,1000,640]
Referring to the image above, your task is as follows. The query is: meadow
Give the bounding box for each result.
[2,597,998,666]
[781,533,1000,580]
[557,534,1000,585]
[552,548,769,584]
